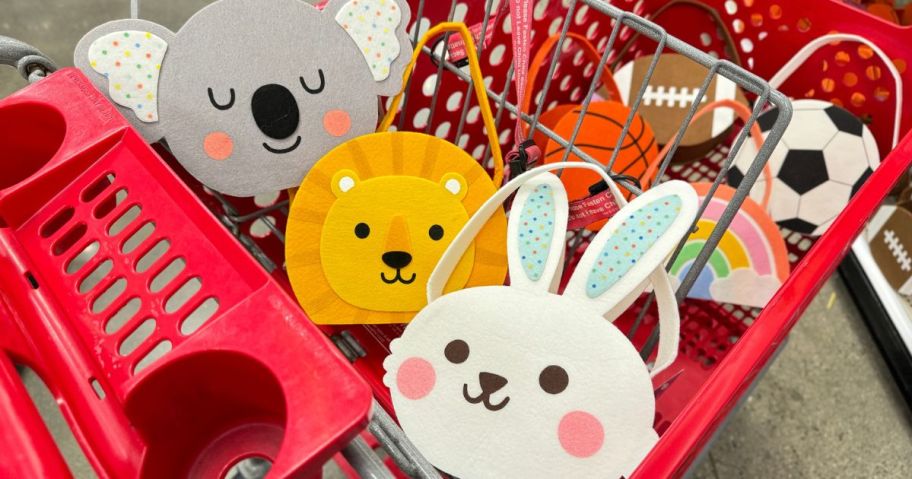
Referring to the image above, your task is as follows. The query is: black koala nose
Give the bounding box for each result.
[382,251,412,269]
[251,84,300,139]
[479,372,508,394]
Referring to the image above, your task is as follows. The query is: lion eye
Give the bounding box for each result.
[539,365,568,394]
[444,339,469,364]
[354,222,370,239]
[207,87,235,110]
[429,224,444,241]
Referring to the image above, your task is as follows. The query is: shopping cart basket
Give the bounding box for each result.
[0,41,373,478]
[2,0,911,478]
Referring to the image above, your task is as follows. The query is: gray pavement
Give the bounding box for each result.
[2,1,911,477]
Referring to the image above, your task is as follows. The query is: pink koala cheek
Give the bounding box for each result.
[396,357,436,400]
[558,411,605,458]
[323,109,352,137]
[203,131,234,160]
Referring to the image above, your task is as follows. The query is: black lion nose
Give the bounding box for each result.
[251,84,300,139]
[382,251,412,269]
[478,372,508,394]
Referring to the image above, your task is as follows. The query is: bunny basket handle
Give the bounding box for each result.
[769,33,903,149]
[428,162,695,376]
[380,22,505,186]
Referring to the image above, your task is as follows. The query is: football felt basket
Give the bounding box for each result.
[286,23,508,325]
[384,162,698,479]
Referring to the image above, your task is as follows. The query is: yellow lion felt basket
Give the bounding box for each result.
[286,23,508,325]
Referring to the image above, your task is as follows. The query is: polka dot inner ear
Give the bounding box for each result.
[586,195,682,298]
[518,184,556,281]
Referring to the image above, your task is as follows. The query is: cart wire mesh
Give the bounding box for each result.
[5,0,791,477]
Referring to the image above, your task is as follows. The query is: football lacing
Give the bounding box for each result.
[884,229,912,272]
[641,86,708,108]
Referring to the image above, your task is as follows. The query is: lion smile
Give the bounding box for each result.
[381,270,417,285]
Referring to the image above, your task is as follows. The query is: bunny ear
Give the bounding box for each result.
[565,180,698,320]
[507,173,569,292]
[74,19,175,141]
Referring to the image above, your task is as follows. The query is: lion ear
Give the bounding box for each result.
[332,169,360,197]
[74,19,175,142]
[440,173,468,201]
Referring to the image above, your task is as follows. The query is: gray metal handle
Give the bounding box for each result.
[0,35,57,82]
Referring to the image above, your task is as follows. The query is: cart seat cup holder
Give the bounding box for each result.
[0,64,372,478]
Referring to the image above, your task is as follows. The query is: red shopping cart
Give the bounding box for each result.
[1,0,911,478]
[0,62,372,478]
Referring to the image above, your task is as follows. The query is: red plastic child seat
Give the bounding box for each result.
[0,68,372,478]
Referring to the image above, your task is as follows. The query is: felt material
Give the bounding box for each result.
[387,163,697,478]
[543,101,659,229]
[286,23,508,325]
[335,0,402,81]
[585,195,681,298]
[871,206,912,297]
[87,30,167,122]
[614,53,749,163]
[74,0,413,197]
[728,100,881,237]
[670,184,790,309]
[515,184,556,282]
[285,132,508,325]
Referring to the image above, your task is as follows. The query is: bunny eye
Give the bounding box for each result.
[300,69,325,94]
[207,87,236,110]
[444,339,469,364]
[539,365,568,394]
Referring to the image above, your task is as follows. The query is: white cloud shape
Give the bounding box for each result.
[709,269,781,308]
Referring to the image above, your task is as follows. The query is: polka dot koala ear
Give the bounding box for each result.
[74,19,175,142]
[506,173,569,292]
[87,30,167,123]
[328,0,412,96]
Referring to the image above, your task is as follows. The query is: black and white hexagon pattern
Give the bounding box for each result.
[728,99,880,237]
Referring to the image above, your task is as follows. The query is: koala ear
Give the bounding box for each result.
[74,19,175,141]
[507,173,569,293]
[440,173,468,201]
[325,0,413,97]
[332,169,360,197]
[564,180,698,321]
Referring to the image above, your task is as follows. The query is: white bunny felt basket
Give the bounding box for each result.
[383,163,698,479]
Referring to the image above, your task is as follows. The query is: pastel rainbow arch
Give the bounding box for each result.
[670,184,789,308]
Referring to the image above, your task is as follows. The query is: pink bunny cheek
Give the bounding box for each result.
[397,357,436,400]
[558,411,605,458]
[203,131,234,160]
[323,109,352,137]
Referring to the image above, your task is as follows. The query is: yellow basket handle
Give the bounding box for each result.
[380,22,504,186]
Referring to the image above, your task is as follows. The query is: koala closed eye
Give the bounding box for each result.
[207,87,236,110]
[300,69,326,94]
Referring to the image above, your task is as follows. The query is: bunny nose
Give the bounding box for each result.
[251,83,300,139]
[382,251,412,269]
[478,372,508,394]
